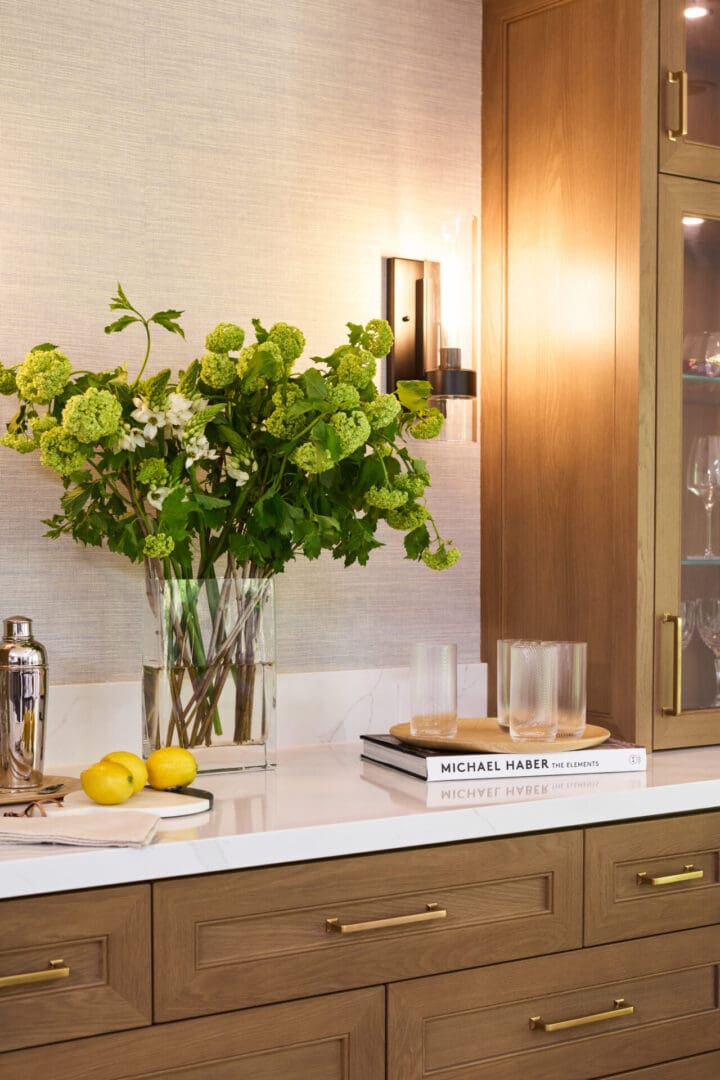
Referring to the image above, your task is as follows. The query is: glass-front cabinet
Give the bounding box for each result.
[661,0,720,181]
[657,175,720,746]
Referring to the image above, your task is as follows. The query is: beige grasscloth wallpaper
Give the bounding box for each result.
[0,0,482,684]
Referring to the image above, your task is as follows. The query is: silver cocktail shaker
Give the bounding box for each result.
[0,616,47,791]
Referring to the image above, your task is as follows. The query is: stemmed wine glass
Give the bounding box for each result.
[680,599,696,650]
[686,435,720,558]
[695,599,720,707]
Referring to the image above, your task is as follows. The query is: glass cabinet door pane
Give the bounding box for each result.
[685,2,720,148]
[681,215,720,710]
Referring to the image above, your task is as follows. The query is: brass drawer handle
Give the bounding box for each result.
[325,902,447,935]
[637,864,704,887]
[0,959,70,990]
[667,69,688,140]
[661,613,683,716]
[530,998,634,1032]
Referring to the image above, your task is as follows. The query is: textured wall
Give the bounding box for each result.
[0,0,482,683]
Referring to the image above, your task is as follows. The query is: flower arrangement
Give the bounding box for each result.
[0,286,459,758]
[0,285,459,578]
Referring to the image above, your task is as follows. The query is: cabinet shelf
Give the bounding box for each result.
[682,374,720,403]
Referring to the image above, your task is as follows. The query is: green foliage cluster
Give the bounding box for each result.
[0,286,459,578]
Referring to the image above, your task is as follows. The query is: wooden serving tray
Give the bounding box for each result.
[390,716,611,755]
[0,775,81,806]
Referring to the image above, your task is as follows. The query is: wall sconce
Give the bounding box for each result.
[386,216,477,442]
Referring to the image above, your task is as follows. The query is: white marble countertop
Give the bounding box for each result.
[2,742,720,900]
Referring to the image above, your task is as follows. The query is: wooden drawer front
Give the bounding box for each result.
[585,811,720,945]
[0,884,151,1051]
[388,925,720,1079]
[153,829,583,1020]
[611,1050,720,1078]
[0,986,384,1080]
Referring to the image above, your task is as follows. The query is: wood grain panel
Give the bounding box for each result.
[0,986,384,1080]
[585,810,720,944]
[481,0,656,745]
[153,830,583,1020]
[0,884,151,1051]
[612,1049,720,1078]
[388,925,720,1079]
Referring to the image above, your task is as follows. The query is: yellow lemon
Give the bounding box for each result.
[146,747,198,790]
[80,760,135,805]
[103,750,148,794]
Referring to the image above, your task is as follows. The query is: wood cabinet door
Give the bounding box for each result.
[388,925,720,1079]
[0,986,385,1080]
[481,0,658,746]
[611,1049,720,1078]
[660,0,720,182]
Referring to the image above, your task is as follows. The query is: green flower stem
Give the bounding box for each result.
[130,319,152,390]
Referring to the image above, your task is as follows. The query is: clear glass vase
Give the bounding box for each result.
[142,569,276,772]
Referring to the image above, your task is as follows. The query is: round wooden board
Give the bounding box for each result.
[390,716,611,754]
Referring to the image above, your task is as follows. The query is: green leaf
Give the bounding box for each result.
[396,380,432,413]
[194,492,231,510]
[251,318,269,343]
[109,283,132,310]
[29,342,58,353]
[104,315,140,335]
[311,419,341,462]
[150,311,185,339]
[214,423,249,459]
[403,524,430,560]
[300,369,327,401]
[346,321,364,347]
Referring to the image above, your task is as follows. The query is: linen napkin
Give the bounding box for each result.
[0,811,160,848]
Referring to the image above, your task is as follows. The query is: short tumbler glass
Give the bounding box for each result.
[410,643,458,738]
[508,641,559,743]
[554,641,587,737]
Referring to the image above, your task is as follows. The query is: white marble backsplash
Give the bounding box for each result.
[45,663,487,767]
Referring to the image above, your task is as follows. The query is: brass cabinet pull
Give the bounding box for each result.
[637,864,704,887]
[0,958,69,990]
[661,613,683,716]
[325,902,447,935]
[530,998,634,1032]
[667,70,688,140]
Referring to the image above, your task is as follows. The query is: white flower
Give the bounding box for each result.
[147,485,172,509]
[225,455,248,485]
[116,423,146,451]
[164,392,197,432]
[184,434,219,468]
[131,397,166,439]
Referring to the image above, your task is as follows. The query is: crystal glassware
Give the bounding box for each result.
[686,435,720,558]
[695,598,720,707]
[680,599,696,650]
[410,643,458,738]
[508,641,559,743]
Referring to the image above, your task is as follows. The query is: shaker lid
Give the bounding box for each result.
[4,616,33,641]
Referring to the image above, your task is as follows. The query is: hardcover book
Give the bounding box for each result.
[360,733,647,782]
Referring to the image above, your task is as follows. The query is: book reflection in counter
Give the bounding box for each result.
[360,760,647,810]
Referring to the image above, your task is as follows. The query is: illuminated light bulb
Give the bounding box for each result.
[684,5,710,18]
[683,216,706,225]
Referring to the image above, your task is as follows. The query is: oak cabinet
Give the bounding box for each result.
[2,811,719,1077]
[481,0,720,749]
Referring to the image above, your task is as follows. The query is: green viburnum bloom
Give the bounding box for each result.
[291,442,334,474]
[372,442,392,457]
[422,544,461,571]
[143,532,175,558]
[200,351,237,389]
[329,410,371,459]
[16,348,72,404]
[410,409,444,440]
[0,431,36,453]
[265,384,305,438]
[385,504,428,531]
[364,484,408,510]
[39,427,88,475]
[0,363,17,395]
[363,393,401,430]
[62,387,123,443]
[27,414,59,437]
[363,318,394,359]
[205,322,245,353]
[237,341,284,388]
[327,382,360,410]
[336,346,376,389]
[136,457,169,487]
[267,322,306,366]
[393,472,428,499]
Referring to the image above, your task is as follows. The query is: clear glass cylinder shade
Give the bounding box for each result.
[142,574,276,771]
[685,4,720,149]
[428,395,477,442]
[680,214,720,710]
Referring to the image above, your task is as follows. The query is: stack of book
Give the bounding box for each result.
[360,732,647,782]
